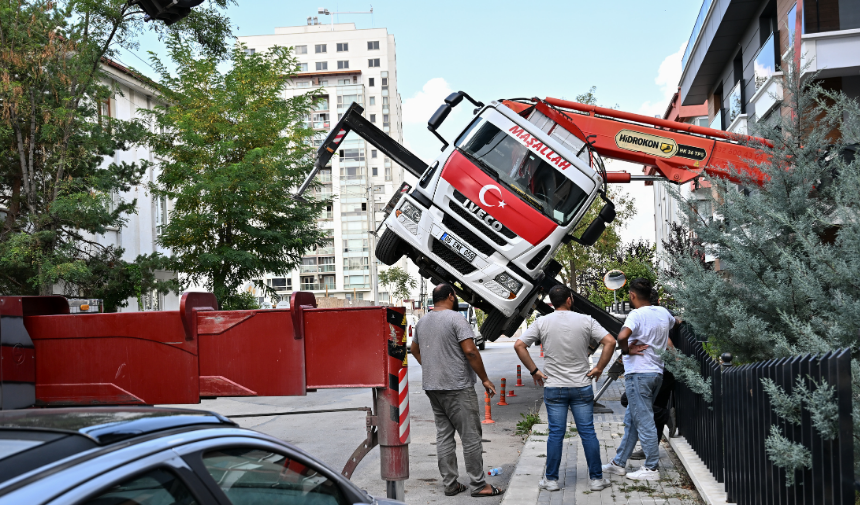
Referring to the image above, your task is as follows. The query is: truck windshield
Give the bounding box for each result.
[455,117,589,225]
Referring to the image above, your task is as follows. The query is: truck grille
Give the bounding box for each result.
[432,239,477,275]
[526,245,550,270]
[441,215,495,257]
[447,202,507,246]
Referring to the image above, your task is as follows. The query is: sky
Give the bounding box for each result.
[121,0,702,245]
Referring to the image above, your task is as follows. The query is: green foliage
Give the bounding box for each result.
[141,40,326,304]
[660,56,860,484]
[515,407,542,436]
[221,290,261,311]
[661,346,713,404]
[0,0,220,302]
[587,239,658,308]
[764,425,812,486]
[378,266,417,305]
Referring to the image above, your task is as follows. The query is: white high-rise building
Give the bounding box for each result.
[238,21,406,304]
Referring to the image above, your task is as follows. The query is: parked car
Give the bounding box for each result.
[405,314,419,352]
[0,407,404,505]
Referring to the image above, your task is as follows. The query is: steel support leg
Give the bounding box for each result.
[386,480,405,501]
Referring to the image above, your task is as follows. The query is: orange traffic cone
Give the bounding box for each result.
[481,391,495,424]
[515,365,524,387]
[497,379,509,406]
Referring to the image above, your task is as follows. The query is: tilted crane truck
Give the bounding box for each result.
[296,92,770,342]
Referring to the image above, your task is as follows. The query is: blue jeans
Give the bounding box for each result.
[544,386,602,480]
[613,373,663,470]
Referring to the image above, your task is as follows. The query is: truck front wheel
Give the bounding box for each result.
[480,309,509,342]
[375,229,406,265]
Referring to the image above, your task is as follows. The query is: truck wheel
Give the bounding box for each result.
[480,309,508,342]
[503,314,525,337]
[478,341,486,350]
[375,229,405,265]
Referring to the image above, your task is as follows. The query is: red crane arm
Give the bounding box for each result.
[503,98,772,187]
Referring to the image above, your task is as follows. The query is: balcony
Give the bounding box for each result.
[726,81,743,126]
[801,28,860,80]
[710,110,723,131]
[679,0,767,106]
[300,264,337,273]
[300,283,325,291]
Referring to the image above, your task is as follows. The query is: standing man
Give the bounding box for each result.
[411,283,503,498]
[602,278,677,481]
[514,285,617,492]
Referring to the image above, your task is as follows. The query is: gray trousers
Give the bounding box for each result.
[425,388,487,493]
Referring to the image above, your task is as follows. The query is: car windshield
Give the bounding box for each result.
[455,117,589,225]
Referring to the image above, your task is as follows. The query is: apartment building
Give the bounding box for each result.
[237,21,406,304]
[653,0,860,262]
[94,60,181,311]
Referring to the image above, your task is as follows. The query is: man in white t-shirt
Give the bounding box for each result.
[515,285,617,492]
[602,278,678,481]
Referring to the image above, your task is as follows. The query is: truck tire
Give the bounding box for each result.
[503,314,525,337]
[480,309,508,342]
[478,341,486,350]
[375,229,405,265]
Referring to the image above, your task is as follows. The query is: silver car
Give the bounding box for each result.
[0,407,404,505]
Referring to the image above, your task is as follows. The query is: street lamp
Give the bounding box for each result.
[317,6,374,31]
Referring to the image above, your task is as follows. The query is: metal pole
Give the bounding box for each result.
[386,481,405,501]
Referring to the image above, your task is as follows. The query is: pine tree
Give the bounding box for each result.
[661,58,860,484]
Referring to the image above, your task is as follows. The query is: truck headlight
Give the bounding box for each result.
[494,272,523,295]
[396,201,422,223]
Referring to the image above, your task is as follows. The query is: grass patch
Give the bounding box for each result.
[515,407,542,436]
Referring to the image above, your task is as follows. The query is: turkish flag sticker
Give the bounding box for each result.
[440,151,556,246]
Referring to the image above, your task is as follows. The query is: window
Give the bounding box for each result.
[315,44,326,53]
[338,78,351,85]
[155,196,168,235]
[295,45,308,54]
[385,166,392,181]
[82,468,198,505]
[320,80,328,86]
[368,78,375,87]
[337,42,348,52]
[315,62,328,71]
[374,203,386,212]
[381,77,388,87]
[383,114,389,127]
[372,167,378,176]
[337,60,349,69]
[271,277,288,289]
[382,96,389,105]
[368,58,380,68]
[753,33,777,90]
[203,447,347,505]
[370,114,376,123]
[298,62,308,72]
[371,149,378,158]
[295,81,310,88]
[245,48,255,55]
[369,96,376,106]
[373,185,384,193]
[367,41,380,50]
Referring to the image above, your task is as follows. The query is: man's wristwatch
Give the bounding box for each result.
[530,368,540,376]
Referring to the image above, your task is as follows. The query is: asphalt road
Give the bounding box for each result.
[166,337,546,504]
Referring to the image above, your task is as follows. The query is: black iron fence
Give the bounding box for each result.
[673,324,855,505]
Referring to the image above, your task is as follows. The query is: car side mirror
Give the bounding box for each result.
[566,200,615,246]
[428,104,452,131]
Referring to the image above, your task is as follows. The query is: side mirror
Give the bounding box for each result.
[578,218,606,246]
[428,104,452,131]
[445,92,465,107]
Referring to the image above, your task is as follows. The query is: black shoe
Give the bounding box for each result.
[629,449,646,460]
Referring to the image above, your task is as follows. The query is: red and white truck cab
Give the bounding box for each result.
[375,96,612,340]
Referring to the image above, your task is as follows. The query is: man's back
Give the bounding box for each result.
[621,305,675,374]
[519,311,607,388]
[414,310,477,390]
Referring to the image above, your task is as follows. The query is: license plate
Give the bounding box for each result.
[441,232,477,262]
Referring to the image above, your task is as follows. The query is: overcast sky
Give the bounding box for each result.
[121,0,702,245]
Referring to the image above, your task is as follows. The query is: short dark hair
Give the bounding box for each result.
[432,283,455,304]
[548,284,572,308]
[629,278,653,301]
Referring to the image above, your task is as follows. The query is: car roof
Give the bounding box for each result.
[0,407,235,445]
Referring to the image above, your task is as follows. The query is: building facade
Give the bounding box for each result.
[653,0,860,263]
[238,21,407,304]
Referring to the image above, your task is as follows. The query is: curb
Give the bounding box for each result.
[499,423,548,505]
[665,428,730,505]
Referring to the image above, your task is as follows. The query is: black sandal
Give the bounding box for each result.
[445,483,467,496]
[472,484,504,497]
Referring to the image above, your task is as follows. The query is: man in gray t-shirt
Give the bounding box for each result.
[515,285,616,493]
[411,284,502,497]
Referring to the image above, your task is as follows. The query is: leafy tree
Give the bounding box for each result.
[378,266,417,306]
[586,239,657,309]
[142,40,326,307]
[660,59,860,484]
[0,0,231,306]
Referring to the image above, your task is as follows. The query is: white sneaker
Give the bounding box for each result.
[538,478,560,491]
[589,478,611,491]
[601,460,626,476]
[625,466,660,481]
